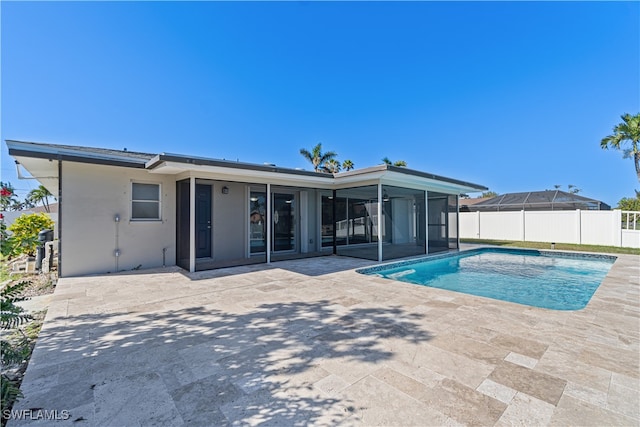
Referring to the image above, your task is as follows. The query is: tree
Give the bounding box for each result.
[617,194,640,211]
[299,143,338,173]
[342,160,354,171]
[481,191,498,198]
[0,182,18,212]
[600,113,640,182]
[9,200,28,212]
[381,157,407,167]
[27,185,54,213]
[323,159,341,173]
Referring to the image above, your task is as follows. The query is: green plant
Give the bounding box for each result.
[1,280,32,415]
[0,220,9,258]
[0,281,31,330]
[26,185,55,213]
[600,112,640,182]
[381,157,407,167]
[7,213,54,257]
[342,160,355,171]
[617,195,640,211]
[299,143,338,173]
[0,182,17,212]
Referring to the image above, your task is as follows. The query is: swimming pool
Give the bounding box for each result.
[357,248,616,310]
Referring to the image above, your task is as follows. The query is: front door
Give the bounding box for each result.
[196,184,212,258]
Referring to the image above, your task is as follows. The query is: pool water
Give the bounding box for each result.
[358,248,616,310]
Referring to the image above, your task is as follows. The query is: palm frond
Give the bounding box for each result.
[1,374,23,412]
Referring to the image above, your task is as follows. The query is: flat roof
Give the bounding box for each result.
[6,139,487,192]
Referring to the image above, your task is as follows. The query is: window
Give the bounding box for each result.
[132,182,161,220]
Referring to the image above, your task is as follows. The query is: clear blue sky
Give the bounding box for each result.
[2,1,639,206]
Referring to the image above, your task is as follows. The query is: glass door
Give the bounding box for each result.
[249,191,267,254]
[272,193,296,252]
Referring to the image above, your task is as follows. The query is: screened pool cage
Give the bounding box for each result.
[465,190,610,212]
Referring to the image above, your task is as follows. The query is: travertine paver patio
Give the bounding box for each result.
[9,250,640,426]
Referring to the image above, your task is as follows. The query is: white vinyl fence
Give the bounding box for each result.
[460,210,640,249]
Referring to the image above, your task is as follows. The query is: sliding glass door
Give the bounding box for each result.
[272,193,296,252]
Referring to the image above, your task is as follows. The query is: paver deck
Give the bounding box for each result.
[9,249,640,426]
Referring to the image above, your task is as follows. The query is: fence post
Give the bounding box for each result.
[476,210,481,238]
[521,210,526,241]
[576,209,581,244]
[613,210,622,247]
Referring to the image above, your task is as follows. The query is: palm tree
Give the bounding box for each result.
[299,143,338,173]
[342,160,354,171]
[600,113,640,182]
[324,159,341,173]
[27,185,54,213]
[382,157,408,167]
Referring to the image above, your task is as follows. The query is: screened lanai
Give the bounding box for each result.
[469,190,611,212]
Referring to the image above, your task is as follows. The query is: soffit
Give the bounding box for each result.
[12,155,59,195]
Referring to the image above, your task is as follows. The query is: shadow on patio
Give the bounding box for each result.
[18,299,433,425]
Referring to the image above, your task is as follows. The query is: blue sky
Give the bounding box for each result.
[2,1,639,206]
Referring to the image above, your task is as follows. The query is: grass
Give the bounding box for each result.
[461,238,640,255]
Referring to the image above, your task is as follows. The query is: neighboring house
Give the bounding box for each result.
[467,190,611,212]
[1,203,59,230]
[7,140,487,277]
[458,197,492,212]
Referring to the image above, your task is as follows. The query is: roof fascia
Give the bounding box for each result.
[146,153,334,179]
[6,140,147,169]
[150,161,337,188]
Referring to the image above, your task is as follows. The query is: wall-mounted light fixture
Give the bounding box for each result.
[222,186,229,194]
[382,193,390,202]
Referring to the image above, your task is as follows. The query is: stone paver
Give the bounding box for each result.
[8,250,640,426]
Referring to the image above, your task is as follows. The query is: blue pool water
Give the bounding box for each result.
[358,248,616,310]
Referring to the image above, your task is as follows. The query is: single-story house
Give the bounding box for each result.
[466,190,611,212]
[1,203,59,231]
[6,140,487,277]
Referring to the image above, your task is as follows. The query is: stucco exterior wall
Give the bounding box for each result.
[211,181,247,261]
[60,162,176,276]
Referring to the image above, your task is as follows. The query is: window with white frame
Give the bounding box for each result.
[131,182,161,220]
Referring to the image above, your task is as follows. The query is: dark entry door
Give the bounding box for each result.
[272,193,295,252]
[196,184,212,258]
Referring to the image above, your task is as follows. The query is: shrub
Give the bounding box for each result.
[7,213,54,257]
[617,196,640,211]
[1,280,32,417]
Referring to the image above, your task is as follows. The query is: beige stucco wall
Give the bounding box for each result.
[60,162,176,277]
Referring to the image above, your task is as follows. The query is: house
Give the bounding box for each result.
[1,203,59,230]
[6,140,487,277]
[466,190,611,212]
[458,197,493,212]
